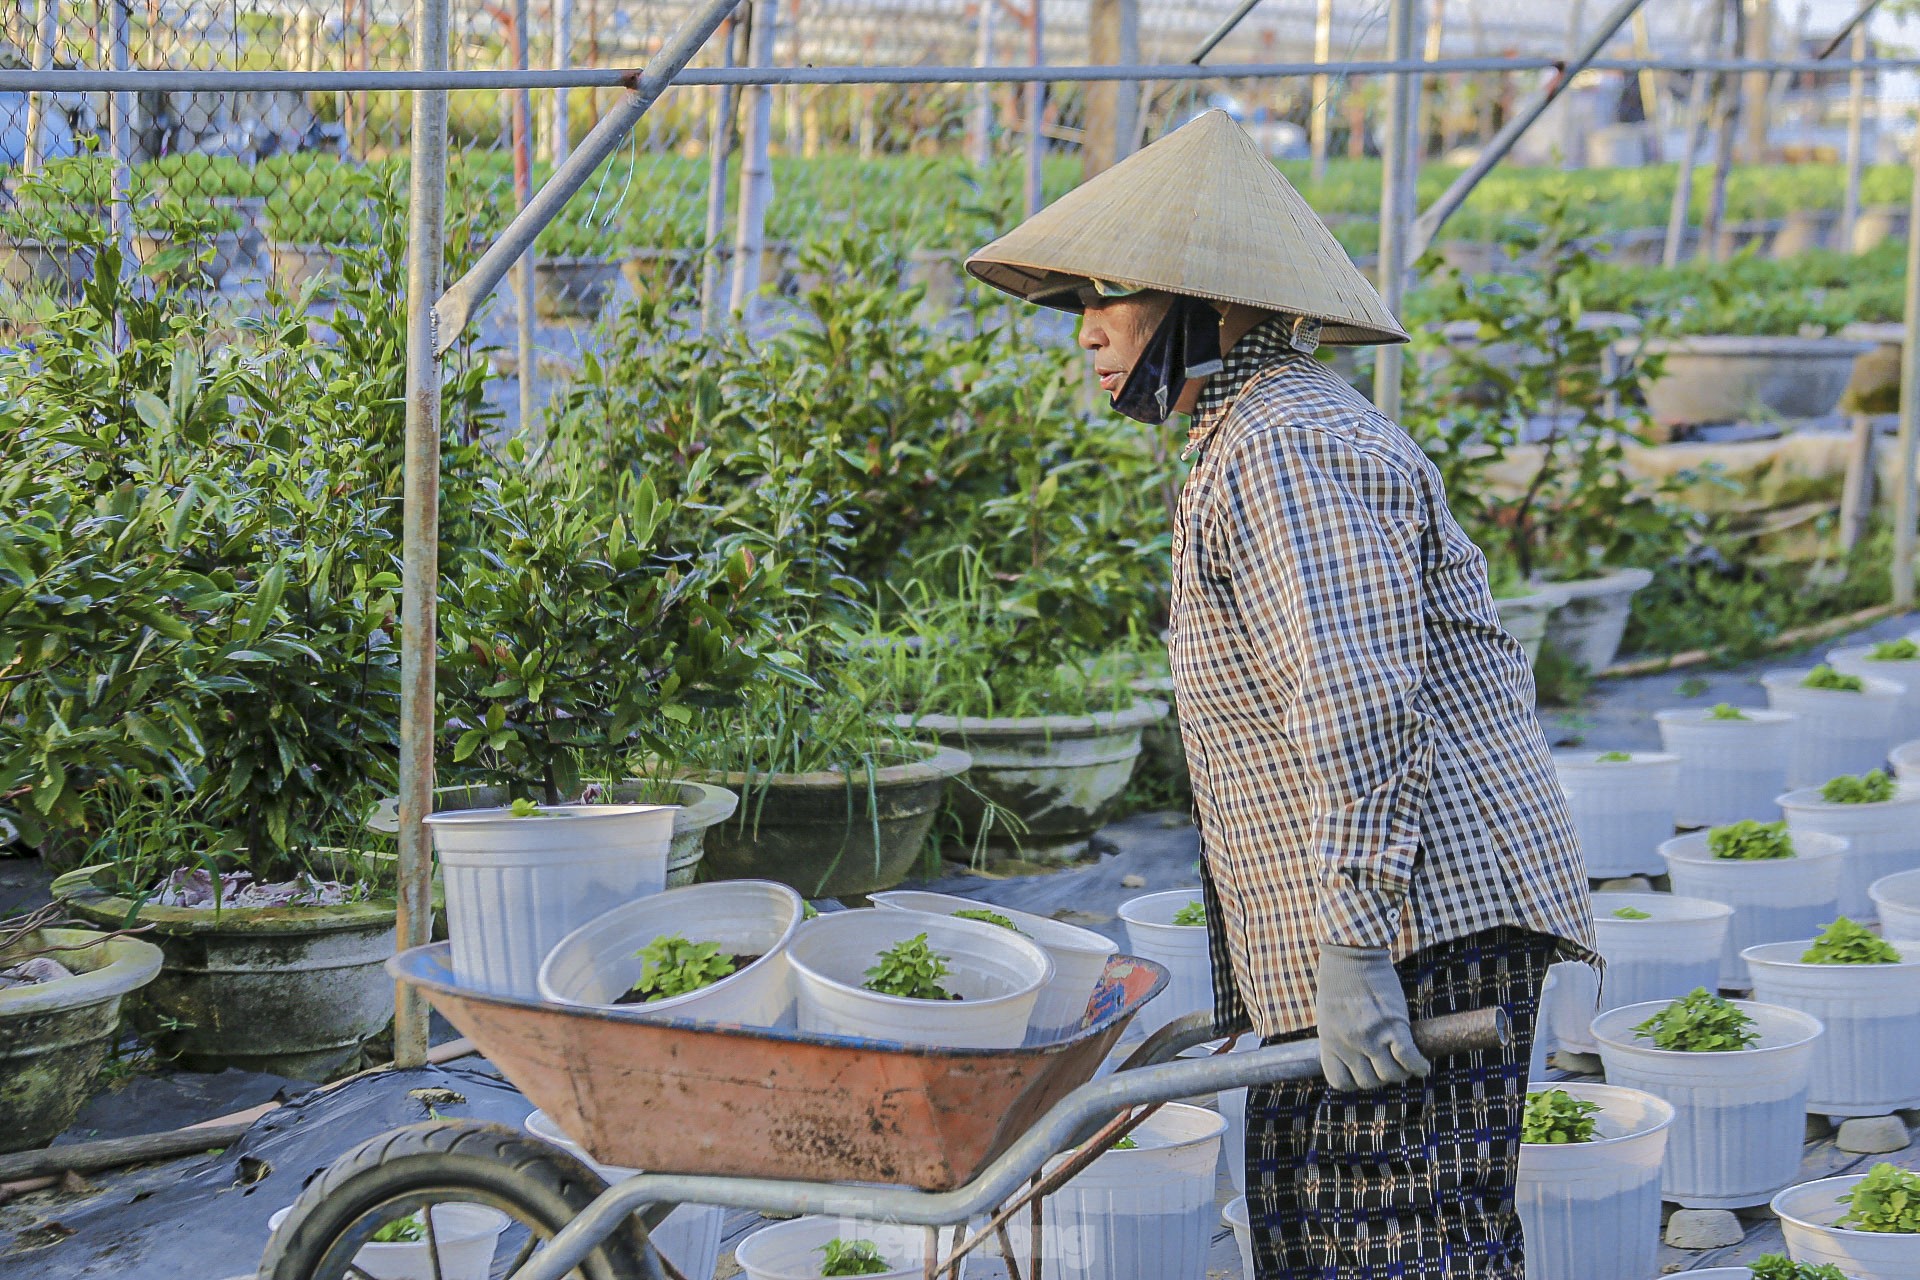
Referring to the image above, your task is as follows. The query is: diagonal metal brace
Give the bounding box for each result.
[432,0,741,352]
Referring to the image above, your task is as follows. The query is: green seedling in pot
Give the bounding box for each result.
[864,933,957,1001]
[1800,917,1901,965]
[1521,1089,1600,1144]
[1611,906,1651,920]
[1869,638,1919,661]
[1820,769,1896,804]
[1112,1135,1139,1150]
[1707,703,1748,720]
[1631,987,1759,1052]
[952,908,1024,934]
[1748,1253,1851,1279]
[817,1237,893,1276]
[370,1213,427,1243]
[509,797,547,817]
[1835,1162,1920,1233]
[1595,750,1632,762]
[1708,819,1793,860]
[626,934,739,1002]
[1801,665,1865,693]
[1171,901,1206,926]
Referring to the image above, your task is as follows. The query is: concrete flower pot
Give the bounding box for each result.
[1630,335,1875,429]
[268,239,355,291]
[1552,750,1680,879]
[1842,321,1904,415]
[1773,1173,1920,1280]
[1125,675,1189,801]
[51,866,396,1078]
[1659,829,1847,990]
[619,246,697,297]
[1540,567,1653,673]
[532,254,621,320]
[1778,785,1920,921]
[131,227,245,287]
[0,236,95,300]
[1496,586,1570,666]
[1762,670,1905,790]
[1516,1082,1674,1280]
[1744,938,1920,1117]
[0,927,163,1152]
[1654,706,1795,829]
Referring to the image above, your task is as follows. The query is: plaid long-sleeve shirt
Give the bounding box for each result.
[1170,317,1598,1039]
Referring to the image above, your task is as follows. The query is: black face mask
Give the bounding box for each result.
[1109,296,1224,425]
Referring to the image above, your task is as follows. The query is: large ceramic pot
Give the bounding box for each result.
[268,239,353,291]
[691,743,971,899]
[1,927,164,1152]
[1629,335,1875,429]
[888,701,1168,864]
[51,866,396,1078]
[1842,321,1904,415]
[1495,586,1569,666]
[1125,675,1189,802]
[1539,567,1653,673]
[532,254,621,320]
[0,236,95,300]
[131,227,246,287]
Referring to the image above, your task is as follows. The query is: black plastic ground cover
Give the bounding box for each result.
[0,1059,534,1279]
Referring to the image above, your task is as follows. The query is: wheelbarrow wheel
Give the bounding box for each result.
[258,1119,663,1280]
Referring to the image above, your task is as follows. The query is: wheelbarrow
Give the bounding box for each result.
[258,940,1508,1280]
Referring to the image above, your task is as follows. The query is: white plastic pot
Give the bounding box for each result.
[1870,868,1920,940]
[1762,670,1905,790]
[1546,960,1603,1057]
[267,1204,508,1280]
[538,880,802,1028]
[786,908,1052,1049]
[734,1213,964,1280]
[1654,707,1795,828]
[1773,1173,1920,1280]
[1591,999,1821,1208]
[1117,890,1213,1038]
[1589,892,1732,1019]
[1552,752,1680,879]
[1175,1035,1257,1195]
[1779,786,1920,921]
[869,890,1117,1041]
[1015,1103,1226,1280]
[1530,967,1560,1079]
[1831,644,1920,740]
[1743,939,1920,1117]
[1222,1196,1253,1279]
[1892,737,1920,787]
[1515,1082,1674,1280]
[522,1110,725,1280]
[1659,829,1848,990]
[423,804,678,998]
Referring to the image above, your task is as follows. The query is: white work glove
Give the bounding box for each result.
[1315,944,1432,1092]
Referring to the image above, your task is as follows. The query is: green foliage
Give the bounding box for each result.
[628,934,739,1002]
[509,798,544,817]
[1596,751,1632,763]
[816,1238,894,1276]
[863,933,955,1001]
[1708,820,1794,861]
[369,1213,426,1244]
[1632,988,1760,1053]
[1747,1253,1851,1280]
[1708,703,1749,720]
[1171,901,1207,927]
[1821,769,1896,805]
[953,908,1021,933]
[1800,917,1902,965]
[1611,906,1652,920]
[1870,638,1920,661]
[1521,1089,1601,1144]
[1836,1162,1920,1233]
[1803,665,1866,692]
[1112,1135,1140,1150]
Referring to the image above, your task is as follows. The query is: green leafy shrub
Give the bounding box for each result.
[1800,917,1902,965]
[1632,988,1760,1052]
[1708,703,1749,720]
[1748,1253,1851,1279]
[953,908,1021,933]
[1172,901,1207,927]
[369,1214,427,1244]
[1612,906,1652,920]
[817,1237,893,1276]
[1836,1162,1920,1233]
[1820,769,1896,805]
[1709,820,1794,861]
[864,934,956,1001]
[1521,1089,1601,1144]
[1596,751,1633,763]
[1870,638,1920,661]
[628,935,740,1002]
[1802,665,1866,693]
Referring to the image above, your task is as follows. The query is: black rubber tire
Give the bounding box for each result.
[257,1119,660,1280]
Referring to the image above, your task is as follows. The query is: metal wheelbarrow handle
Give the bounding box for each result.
[1118,1004,1511,1073]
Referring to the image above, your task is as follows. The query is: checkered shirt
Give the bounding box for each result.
[1170,317,1598,1039]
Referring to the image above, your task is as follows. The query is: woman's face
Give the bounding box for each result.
[1075,292,1173,400]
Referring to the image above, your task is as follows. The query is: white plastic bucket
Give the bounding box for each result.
[1546,959,1603,1057]
[267,1203,508,1280]
[1591,999,1821,1208]
[1778,786,1920,921]
[1552,752,1680,879]
[1655,707,1795,829]
[1870,868,1920,940]
[1773,1174,1920,1280]
[538,880,802,1028]
[1515,1082,1674,1280]
[522,1110,725,1280]
[1831,644,1920,739]
[1013,1103,1226,1280]
[1118,890,1213,1038]
[869,890,1117,1041]
[1589,892,1732,1017]
[1222,1196,1253,1279]
[1659,829,1848,990]
[1743,939,1920,1117]
[786,908,1051,1049]
[1530,967,1559,1079]
[1175,1035,1258,1195]
[424,804,677,998]
[1762,670,1905,789]
[734,1214,965,1280]
[1892,737,1920,786]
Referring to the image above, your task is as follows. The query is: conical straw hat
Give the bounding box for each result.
[967,110,1407,346]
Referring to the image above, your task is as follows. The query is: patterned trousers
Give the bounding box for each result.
[1243,926,1559,1280]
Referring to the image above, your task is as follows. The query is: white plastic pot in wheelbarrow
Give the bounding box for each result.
[869,890,1117,1041]
[1832,644,1920,741]
[1552,751,1680,879]
[1774,1171,1920,1280]
[1591,998,1821,1209]
[1779,783,1920,921]
[1654,706,1795,829]
[522,1109,725,1280]
[1744,937,1920,1117]
[734,1214,971,1280]
[1222,1196,1253,1279]
[267,1204,509,1280]
[1659,828,1848,990]
[1870,868,1920,940]
[423,804,678,998]
[1006,1103,1226,1280]
[538,880,803,1028]
[1118,890,1213,1039]
[787,908,1052,1049]
[1515,1082,1674,1280]
[1762,669,1905,790]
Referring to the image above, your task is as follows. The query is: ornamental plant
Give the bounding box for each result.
[1800,917,1902,965]
[1870,638,1920,661]
[1835,1162,1920,1233]
[863,934,956,1001]
[953,908,1021,933]
[370,1214,427,1244]
[1521,1089,1601,1144]
[1709,820,1794,861]
[1596,751,1632,762]
[1802,665,1865,693]
[1821,769,1896,805]
[1612,906,1652,920]
[1632,988,1760,1053]
[817,1238,893,1276]
[1708,703,1749,720]
[1172,901,1207,927]
[627,935,739,1002]
[1748,1254,1850,1280]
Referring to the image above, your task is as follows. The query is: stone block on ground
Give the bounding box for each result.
[1836,1114,1911,1154]
[1553,1050,1604,1076]
[1595,875,1654,892]
[1807,1113,1835,1141]
[1664,1209,1745,1249]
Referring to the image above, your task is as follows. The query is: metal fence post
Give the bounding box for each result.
[1309,0,1333,185]
[551,0,572,163]
[23,0,58,174]
[1372,0,1415,421]
[728,0,775,319]
[969,0,995,167]
[1842,22,1868,252]
[512,0,536,434]
[1893,135,1920,609]
[701,11,738,334]
[108,0,131,276]
[396,0,452,1072]
[1023,0,1045,217]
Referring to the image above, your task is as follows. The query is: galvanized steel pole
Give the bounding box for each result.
[1309,0,1333,184]
[108,0,131,275]
[728,0,775,318]
[1842,22,1868,251]
[1893,139,1920,609]
[551,0,572,163]
[700,12,739,334]
[513,0,536,434]
[1024,0,1046,217]
[396,0,452,1070]
[23,0,57,173]
[1372,0,1415,420]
